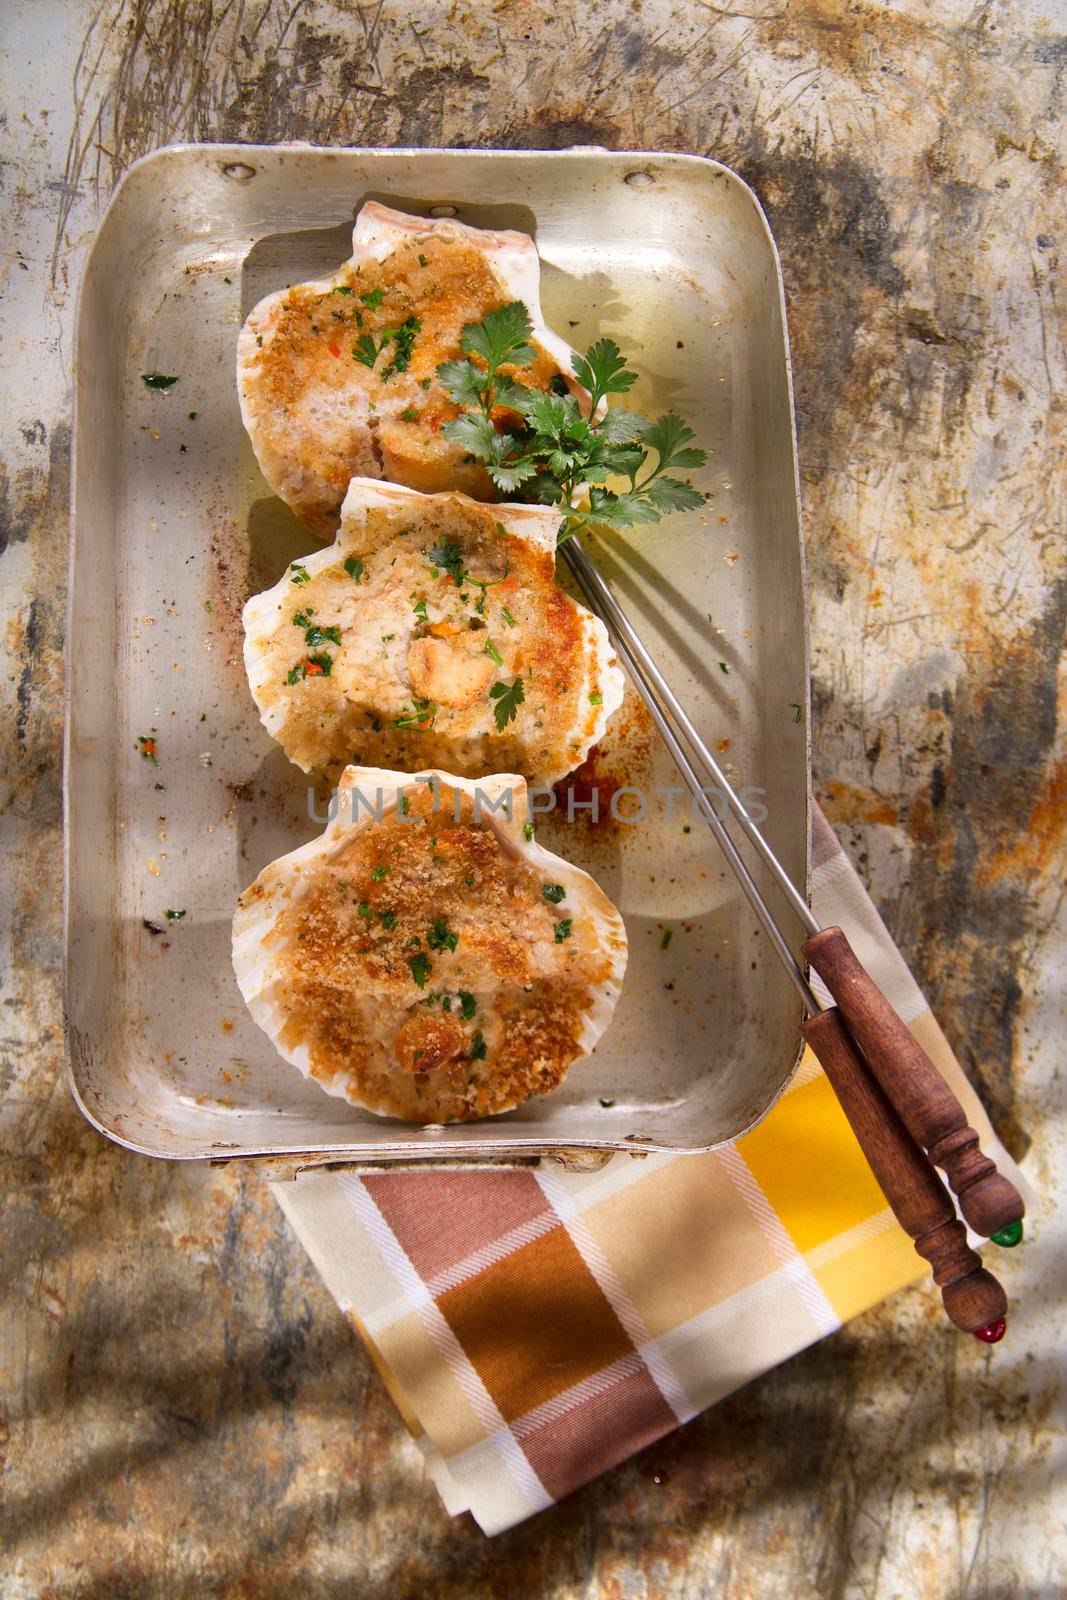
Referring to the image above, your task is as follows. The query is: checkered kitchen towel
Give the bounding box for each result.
[274,807,1029,1535]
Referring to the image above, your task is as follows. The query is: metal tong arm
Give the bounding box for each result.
[561,538,1012,1335]
[562,538,1023,1242]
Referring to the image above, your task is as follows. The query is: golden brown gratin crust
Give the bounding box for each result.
[244,492,611,785]
[242,783,614,1121]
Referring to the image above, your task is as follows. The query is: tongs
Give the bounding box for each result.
[562,538,1025,1341]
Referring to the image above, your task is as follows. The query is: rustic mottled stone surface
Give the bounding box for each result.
[1,2,1063,1595]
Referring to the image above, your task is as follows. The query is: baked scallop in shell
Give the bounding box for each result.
[242,478,624,786]
[238,200,586,538]
[231,767,627,1123]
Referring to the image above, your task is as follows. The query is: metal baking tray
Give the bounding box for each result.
[65,144,809,1166]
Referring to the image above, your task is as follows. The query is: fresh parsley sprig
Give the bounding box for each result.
[436,303,707,544]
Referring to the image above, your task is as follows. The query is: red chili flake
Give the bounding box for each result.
[328,343,341,358]
[304,658,325,676]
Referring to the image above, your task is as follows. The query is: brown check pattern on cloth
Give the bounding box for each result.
[274,806,1030,1535]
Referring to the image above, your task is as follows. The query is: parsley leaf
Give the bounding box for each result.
[353,333,384,369]
[489,675,525,731]
[304,623,341,647]
[571,338,638,410]
[641,413,706,473]
[359,287,385,309]
[458,990,477,1021]
[469,1030,487,1062]
[427,541,466,584]
[437,358,486,409]
[141,373,179,389]
[645,475,705,513]
[460,301,535,373]
[344,555,364,581]
[408,952,432,988]
[554,919,573,943]
[488,458,538,493]
[426,917,459,953]
[442,411,497,460]
[381,315,420,377]
[542,883,565,904]
[483,638,503,666]
[394,698,437,728]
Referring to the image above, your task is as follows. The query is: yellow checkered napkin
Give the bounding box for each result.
[274,809,1028,1535]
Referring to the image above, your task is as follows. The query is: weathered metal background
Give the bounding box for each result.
[1,2,1063,1595]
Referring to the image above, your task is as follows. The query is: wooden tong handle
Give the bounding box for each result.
[802,1008,1006,1338]
[803,927,1024,1241]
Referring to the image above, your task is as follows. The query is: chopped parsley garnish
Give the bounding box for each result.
[408,952,432,988]
[287,652,333,683]
[344,555,365,581]
[660,928,673,950]
[334,285,354,295]
[789,702,803,723]
[554,919,573,943]
[426,917,459,953]
[412,596,429,620]
[589,691,603,705]
[289,563,311,585]
[357,900,374,919]
[400,408,418,422]
[381,315,420,378]
[483,638,503,667]
[380,910,397,930]
[371,866,390,882]
[469,1030,487,1061]
[489,675,525,731]
[501,606,516,628]
[141,373,179,389]
[495,521,507,539]
[164,908,186,921]
[458,991,477,1021]
[523,821,534,841]
[421,377,432,390]
[137,735,158,764]
[353,333,385,368]
[393,698,437,729]
[427,540,465,583]
[305,623,341,647]
[187,410,198,420]
[359,287,385,309]
[718,661,731,675]
[542,883,566,904]
[418,253,428,267]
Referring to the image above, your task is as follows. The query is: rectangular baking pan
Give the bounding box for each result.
[65,144,809,1165]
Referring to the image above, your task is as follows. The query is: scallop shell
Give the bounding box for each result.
[232,766,628,1123]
